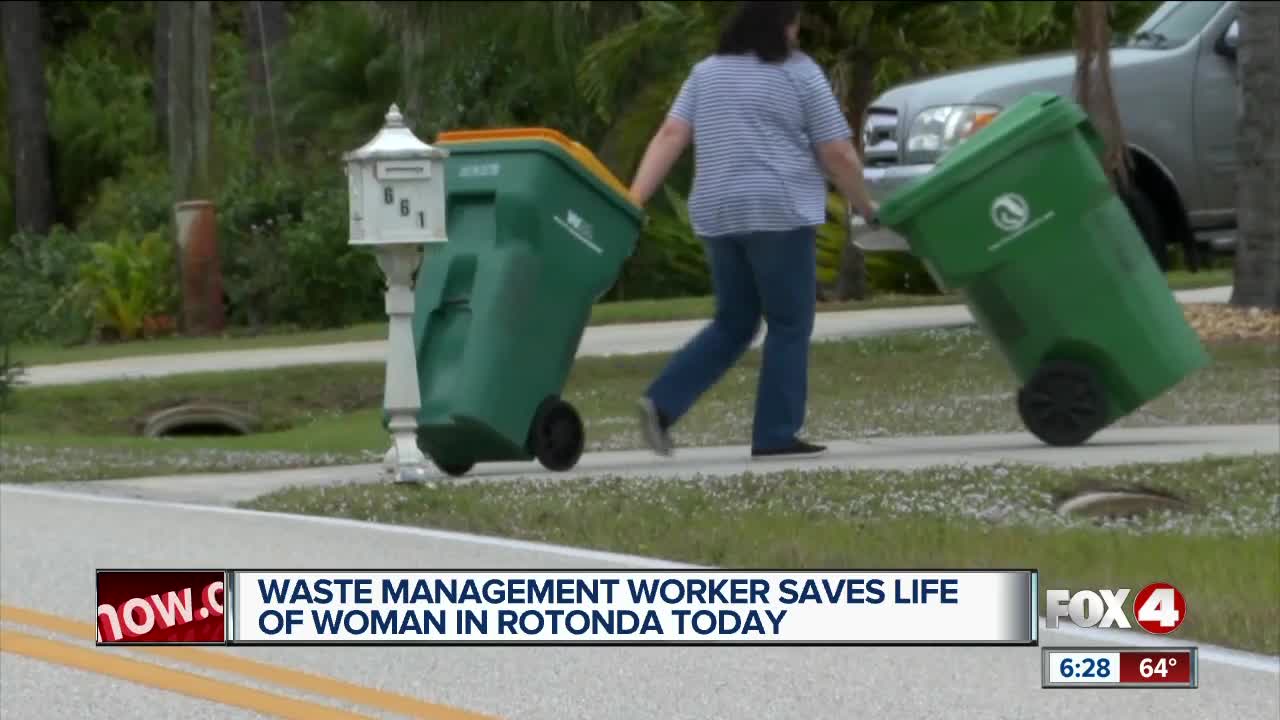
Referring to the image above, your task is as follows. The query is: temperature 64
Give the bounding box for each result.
[1141,656,1177,678]
[1118,650,1195,684]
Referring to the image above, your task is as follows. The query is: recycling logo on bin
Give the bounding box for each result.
[990,193,1030,232]
[554,209,603,254]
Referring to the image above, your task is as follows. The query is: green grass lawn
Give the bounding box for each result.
[3,327,1274,483]
[241,454,1279,654]
[10,268,1231,367]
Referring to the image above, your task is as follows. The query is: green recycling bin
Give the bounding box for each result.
[877,92,1210,447]
[406,127,644,476]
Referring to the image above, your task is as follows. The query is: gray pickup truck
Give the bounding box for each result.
[860,0,1241,270]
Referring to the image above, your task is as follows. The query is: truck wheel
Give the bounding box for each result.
[434,459,475,478]
[1016,360,1107,447]
[1122,187,1170,271]
[528,398,585,472]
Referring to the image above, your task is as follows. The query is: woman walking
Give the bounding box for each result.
[628,0,880,459]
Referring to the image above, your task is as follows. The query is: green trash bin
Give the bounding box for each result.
[877,92,1210,447]
[405,127,644,477]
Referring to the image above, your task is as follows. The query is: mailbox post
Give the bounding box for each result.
[343,104,448,482]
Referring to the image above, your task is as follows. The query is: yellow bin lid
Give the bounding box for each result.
[436,127,638,208]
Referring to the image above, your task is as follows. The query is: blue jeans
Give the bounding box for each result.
[645,226,817,451]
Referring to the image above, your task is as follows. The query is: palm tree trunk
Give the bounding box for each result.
[2,1,54,234]
[1230,1,1280,310]
[1074,1,1131,190]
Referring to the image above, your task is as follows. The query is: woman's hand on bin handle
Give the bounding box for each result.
[848,200,881,228]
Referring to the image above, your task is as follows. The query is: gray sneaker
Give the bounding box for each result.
[636,397,674,456]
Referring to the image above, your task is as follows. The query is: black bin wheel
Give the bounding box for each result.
[434,459,474,478]
[1016,360,1107,447]
[528,397,585,472]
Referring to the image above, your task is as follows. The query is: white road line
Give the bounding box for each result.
[4,483,1277,674]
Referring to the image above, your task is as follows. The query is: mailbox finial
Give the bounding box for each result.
[385,104,405,128]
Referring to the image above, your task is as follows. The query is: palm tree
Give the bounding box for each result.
[377,1,640,140]
[2,1,54,234]
[1230,1,1280,310]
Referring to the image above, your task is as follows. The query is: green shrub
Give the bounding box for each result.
[0,228,96,344]
[275,186,385,328]
[73,229,178,341]
[77,159,174,242]
[613,185,710,300]
[216,169,383,329]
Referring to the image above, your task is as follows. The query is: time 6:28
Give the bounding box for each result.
[1060,656,1112,679]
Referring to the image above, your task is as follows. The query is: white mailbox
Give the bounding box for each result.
[342,104,450,484]
[343,104,449,246]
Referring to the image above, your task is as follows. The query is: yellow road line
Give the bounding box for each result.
[1,605,499,720]
[1,629,372,720]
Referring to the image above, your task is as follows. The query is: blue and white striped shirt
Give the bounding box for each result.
[669,51,852,238]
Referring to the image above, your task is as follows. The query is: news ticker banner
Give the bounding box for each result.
[1041,647,1199,689]
[96,568,1037,646]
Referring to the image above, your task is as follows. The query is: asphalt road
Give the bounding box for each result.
[2,484,1277,720]
[20,286,1231,387]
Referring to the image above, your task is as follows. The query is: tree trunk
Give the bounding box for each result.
[153,0,171,149]
[167,1,215,336]
[243,1,287,162]
[834,52,877,301]
[1074,1,1132,190]
[1230,1,1280,310]
[398,22,428,125]
[2,1,54,235]
[168,1,194,202]
[167,1,211,202]
[191,1,211,197]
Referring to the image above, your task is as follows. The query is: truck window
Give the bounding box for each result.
[1123,0,1227,48]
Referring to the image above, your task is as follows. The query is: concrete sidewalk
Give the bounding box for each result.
[22,285,1232,387]
[47,423,1277,506]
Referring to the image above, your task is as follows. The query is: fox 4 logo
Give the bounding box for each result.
[1045,582,1187,634]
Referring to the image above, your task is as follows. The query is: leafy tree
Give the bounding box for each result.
[376,1,640,143]
[275,1,398,163]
